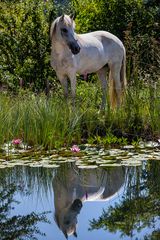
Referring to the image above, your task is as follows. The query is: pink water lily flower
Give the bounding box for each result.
[71,145,80,153]
[12,138,22,145]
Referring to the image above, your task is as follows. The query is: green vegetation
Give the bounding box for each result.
[89,160,160,240]
[0,81,159,149]
[0,0,160,149]
[0,0,56,91]
[0,181,50,240]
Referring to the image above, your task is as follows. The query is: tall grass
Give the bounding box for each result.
[0,79,159,150]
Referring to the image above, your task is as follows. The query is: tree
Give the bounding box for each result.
[89,161,160,239]
[0,183,50,240]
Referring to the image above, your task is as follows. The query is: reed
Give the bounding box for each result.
[0,79,159,150]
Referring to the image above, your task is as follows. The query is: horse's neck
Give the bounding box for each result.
[52,39,70,58]
[54,180,77,212]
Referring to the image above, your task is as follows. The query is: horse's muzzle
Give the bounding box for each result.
[69,43,81,55]
[70,199,82,212]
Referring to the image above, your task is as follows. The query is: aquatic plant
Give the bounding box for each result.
[12,139,22,145]
[71,145,80,153]
[0,79,159,150]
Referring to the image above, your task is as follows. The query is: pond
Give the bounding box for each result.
[0,150,160,240]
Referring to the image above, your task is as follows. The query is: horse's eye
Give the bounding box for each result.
[61,28,68,33]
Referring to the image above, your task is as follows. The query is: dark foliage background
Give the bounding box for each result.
[0,0,159,91]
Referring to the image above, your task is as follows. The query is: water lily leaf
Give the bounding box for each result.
[31,164,43,167]
[97,160,117,164]
[123,145,135,150]
[5,163,16,167]
[11,162,26,166]
[121,160,142,166]
[66,159,77,162]
[75,160,84,165]
[0,165,6,168]
[148,157,160,161]
[100,163,121,167]
[78,165,98,169]
[42,164,60,168]
[127,152,135,156]
[109,149,126,155]
[102,156,117,160]
[116,156,130,160]
[145,141,159,148]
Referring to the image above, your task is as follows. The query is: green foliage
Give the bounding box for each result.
[1,0,159,91]
[88,133,128,147]
[0,79,159,149]
[72,0,160,82]
[89,160,160,239]
[0,182,50,240]
[0,0,57,91]
[0,0,160,147]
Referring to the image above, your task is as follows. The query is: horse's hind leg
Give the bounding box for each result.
[97,66,108,109]
[109,62,122,108]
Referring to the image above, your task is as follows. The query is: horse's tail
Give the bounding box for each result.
[109,51,127,108]
[109,71,116,108]
[120,50,127,92]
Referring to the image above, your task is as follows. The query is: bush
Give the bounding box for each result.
[72,0,160,83]
[0,0,159,91]
[0,0,57,91]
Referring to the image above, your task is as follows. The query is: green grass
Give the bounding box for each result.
[0,80,159,150]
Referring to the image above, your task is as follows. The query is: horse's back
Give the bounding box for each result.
[76,30,125,72]
[79,31,124,50]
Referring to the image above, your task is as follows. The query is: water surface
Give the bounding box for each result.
[0,160,160,240]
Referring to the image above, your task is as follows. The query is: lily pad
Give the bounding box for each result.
[100,163,121,167]
[30,164,43,167]
[77,165,98,169]
[121,160,142,166]
[0,165,6,168]
[123,145,135,150]
[42,164,60,168]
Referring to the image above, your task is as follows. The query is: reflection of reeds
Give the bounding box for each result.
[0,166,54,198]
[0,80,159,150]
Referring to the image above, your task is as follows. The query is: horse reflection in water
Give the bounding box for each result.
[53,164,125,239]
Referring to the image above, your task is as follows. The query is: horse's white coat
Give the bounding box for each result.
[50,14,127,108]
[53,166,125,239]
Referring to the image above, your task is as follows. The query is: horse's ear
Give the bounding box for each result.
[63,230,68,239]
[60,14,64,22]
[50,20,57,40]
[73,231,78,238]
[54,213,60,228]
[70,13,76,20]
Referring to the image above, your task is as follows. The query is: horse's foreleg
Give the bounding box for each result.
[68,73,77,107]
[57,74,68,98]
[97,66,108,109]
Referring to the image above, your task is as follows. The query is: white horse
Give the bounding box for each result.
[53,164,125,239]
[50,14,127,108]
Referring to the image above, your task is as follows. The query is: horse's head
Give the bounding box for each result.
[51,14,80,55]
[55,199,82,239]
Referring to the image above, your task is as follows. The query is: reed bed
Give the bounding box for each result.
[0,80,159,149]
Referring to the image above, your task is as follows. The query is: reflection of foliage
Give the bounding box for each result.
[90,161,160,239]
[0,183,50,240]
[144,230,160,240]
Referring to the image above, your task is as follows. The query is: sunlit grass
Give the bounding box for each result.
[0,80,159,150]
